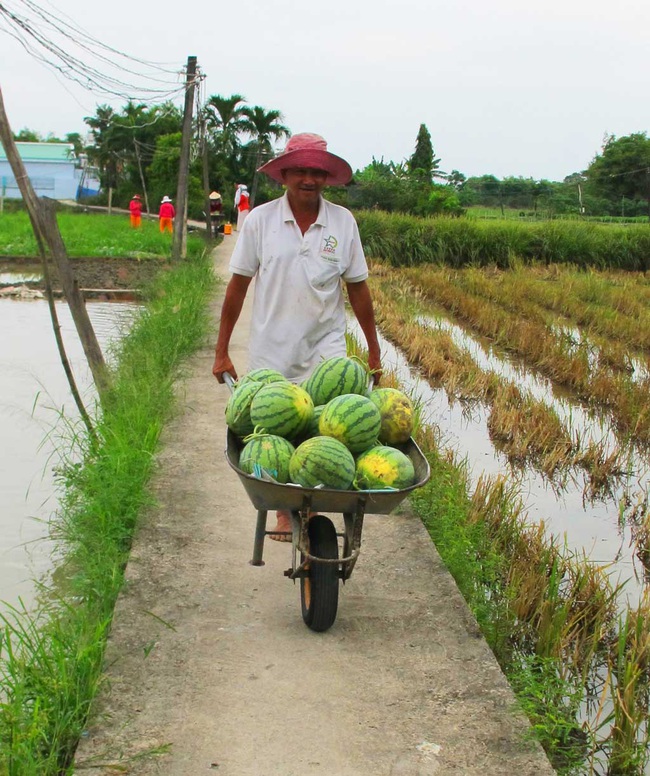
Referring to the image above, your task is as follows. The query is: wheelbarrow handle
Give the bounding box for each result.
[223,371,237,394]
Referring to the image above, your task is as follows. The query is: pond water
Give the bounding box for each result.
[0,299,139,611]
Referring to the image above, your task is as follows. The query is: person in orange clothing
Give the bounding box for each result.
[129,194,142,228]
[158,195,175,233]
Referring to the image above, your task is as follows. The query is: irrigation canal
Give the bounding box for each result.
[0,294,139,612]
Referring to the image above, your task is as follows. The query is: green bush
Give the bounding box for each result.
[356,210,650,270]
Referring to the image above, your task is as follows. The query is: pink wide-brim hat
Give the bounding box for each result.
[257,133,352,186]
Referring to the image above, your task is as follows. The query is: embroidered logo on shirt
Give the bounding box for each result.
[321,234,340,264]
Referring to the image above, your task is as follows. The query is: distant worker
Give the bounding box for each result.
[209,191,223,237]
[129,194,142,228]
[234,184,250,231]
[159,195,175,233]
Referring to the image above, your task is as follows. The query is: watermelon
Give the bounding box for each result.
[239,433,295,483]
[225,380,264,437]
[303,404,326,439]
[319,394,381,454]
[250,382,314,439]
[289,436,355,490]
[354,445,415,490]
[303,356,369,406]
[369,388,414,444]
[239,368,287,386]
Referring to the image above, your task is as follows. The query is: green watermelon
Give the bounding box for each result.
[319,394,381,454]
[303,356,369,406]
[239,368,287,386]
[289,436,355,489]
[369,388,414,444]
[239,433,295,483]
[225,380,263,437]
[354,445,415,490]
[303,404,326,438]
[250,382,314,439]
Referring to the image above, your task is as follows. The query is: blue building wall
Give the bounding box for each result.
[0,160,80,200]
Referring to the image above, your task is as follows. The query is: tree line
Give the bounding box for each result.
[13,104,650,221]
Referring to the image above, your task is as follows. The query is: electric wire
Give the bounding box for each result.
[0,0,189,100]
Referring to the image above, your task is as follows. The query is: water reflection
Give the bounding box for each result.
[0,299,139,610]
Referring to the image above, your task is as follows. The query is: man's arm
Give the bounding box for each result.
[212,273,253,382]
[345,279,382,384]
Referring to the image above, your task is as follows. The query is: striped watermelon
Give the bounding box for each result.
[303,356,369,406]
[225,380,263,437]
[302,404,326,439]
[319,394,381,454]
[239,368,287,386]
[354,445,415,490]
[239,433,295,483]
[369,388,414,444]
[250,382,314,439]
[289,436,355,490]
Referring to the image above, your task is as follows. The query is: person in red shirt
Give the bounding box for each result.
[159,195,175,233]
[129,194,142,228]
[234,184,250,231]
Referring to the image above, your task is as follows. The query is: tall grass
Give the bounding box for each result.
[0,252,216,774]
[356,210,650,271]
[0,211,208,259]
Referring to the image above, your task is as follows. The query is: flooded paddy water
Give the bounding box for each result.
[350,312,650,606]
[0,295,139,611]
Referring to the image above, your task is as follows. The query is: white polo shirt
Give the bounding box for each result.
[229,194,368,382]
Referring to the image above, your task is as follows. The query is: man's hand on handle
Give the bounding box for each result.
[368,350,382,386]
[213,352,237,383]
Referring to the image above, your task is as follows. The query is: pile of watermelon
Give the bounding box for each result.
[225,358,416,491]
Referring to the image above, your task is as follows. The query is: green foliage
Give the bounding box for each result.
[349,156,463,217]
[408,123,439,184]
[586,132,650,208]
[84,101,183,207]
[0,253,215,773]
[356,209,650,270]
[12,128,42,142]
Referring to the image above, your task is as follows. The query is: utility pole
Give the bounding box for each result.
[200,109,212,237]
[172,56,198,260]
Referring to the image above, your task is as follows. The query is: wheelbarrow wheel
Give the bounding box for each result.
[300,515,339,632]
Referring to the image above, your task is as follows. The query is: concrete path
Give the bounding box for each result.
[74,236,554,775]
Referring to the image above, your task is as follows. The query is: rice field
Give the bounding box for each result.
[351,257,650,774]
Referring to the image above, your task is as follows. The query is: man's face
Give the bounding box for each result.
[282,167,328,206]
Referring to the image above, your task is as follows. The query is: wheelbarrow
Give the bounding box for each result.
[223,374,431,632]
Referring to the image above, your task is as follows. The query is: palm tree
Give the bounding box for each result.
[204,93,247,157]
[84,104,120,193]
[240,106,290,205]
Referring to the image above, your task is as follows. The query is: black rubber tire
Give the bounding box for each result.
[300,515,339,632]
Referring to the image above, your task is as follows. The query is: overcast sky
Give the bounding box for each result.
[1,0,648,182]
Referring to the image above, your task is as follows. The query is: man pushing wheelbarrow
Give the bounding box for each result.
[213,132,383,542]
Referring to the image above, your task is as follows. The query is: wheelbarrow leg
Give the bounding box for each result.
[250,509,267,566]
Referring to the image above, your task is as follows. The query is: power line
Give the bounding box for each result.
[0,0,189,100]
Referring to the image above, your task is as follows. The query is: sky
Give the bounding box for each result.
[1,0,648,182]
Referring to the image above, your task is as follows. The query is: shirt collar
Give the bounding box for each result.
[281,193,327,227]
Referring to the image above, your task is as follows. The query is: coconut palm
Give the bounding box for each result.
[204,93,247,157]
[240,106,290,205]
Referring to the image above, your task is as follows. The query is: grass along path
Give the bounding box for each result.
[0,251,216,774]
